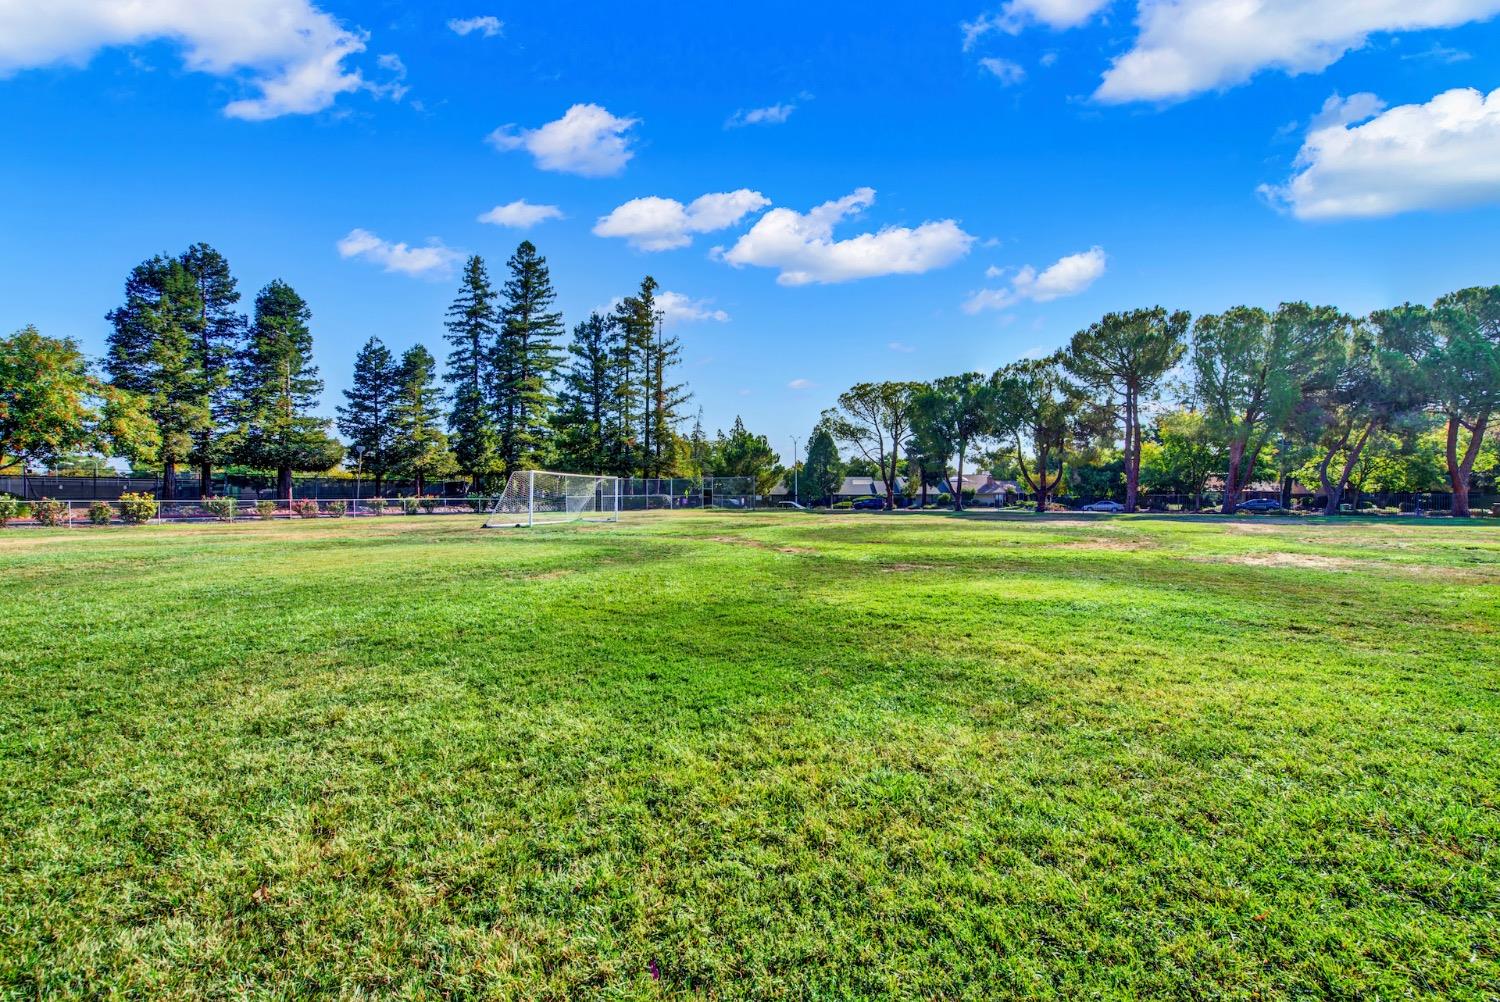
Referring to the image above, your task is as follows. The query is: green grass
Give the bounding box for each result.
[1,511,1496,1000]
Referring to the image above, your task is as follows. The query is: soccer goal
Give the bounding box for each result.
[483,470,620,527]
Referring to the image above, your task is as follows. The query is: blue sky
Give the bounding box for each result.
[3,1,1500,462]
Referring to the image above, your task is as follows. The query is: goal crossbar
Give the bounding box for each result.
[483,470,620,527]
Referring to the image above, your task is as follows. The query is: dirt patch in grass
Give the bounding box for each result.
[879,562,937,572]
[709,535,815,555]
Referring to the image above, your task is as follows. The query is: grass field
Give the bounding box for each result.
[1,511,1496,999]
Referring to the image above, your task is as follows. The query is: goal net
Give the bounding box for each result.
[483,471,620,527]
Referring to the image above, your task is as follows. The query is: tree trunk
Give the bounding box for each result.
[1220,439,1246,514]
[373,473,384,497]
[161,460,178,500]
[954,447,965,512]
[1446,413,1489,518]
[278,465,293,503]
[199,461,213,499]
[415,472,425,496]
[1123,388,1139,513]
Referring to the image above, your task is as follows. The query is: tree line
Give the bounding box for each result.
[1,240,785,499]
[805,290,1499,517]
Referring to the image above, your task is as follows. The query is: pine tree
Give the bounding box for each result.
[647,312,691,477]
[390,344,454,496]
[610,276,691,478]
[496,241,564,471]
[610,277,656,478]
[105,256,211,499]
[231,280,342,500]
[337,337,400,495]
[180,243,247,497]
[444,256,501,490]
[552,312,620,472]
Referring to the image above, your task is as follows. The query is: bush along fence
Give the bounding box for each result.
[0,496,504,527]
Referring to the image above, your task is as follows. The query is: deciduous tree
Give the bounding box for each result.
[825,381,921,507]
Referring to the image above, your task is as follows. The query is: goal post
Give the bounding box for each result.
[483,470,620,527]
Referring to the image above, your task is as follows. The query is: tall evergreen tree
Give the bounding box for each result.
[496,241,565,471]
[444,255,501,490]
[180,243,247,497]
[105,256,211,499]
[337,337,400,495]
[390,344,454,496]
[610,276,691,479]
[232,280,342,500]
[802,422,843,506]
[610,277,657,478]
[552,312,620,472]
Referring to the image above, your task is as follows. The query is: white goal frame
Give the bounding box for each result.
[483,470,620,527]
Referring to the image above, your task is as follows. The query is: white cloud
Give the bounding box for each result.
[337,228,462,278]
[984,264,1005,279]
[657,291,730,325]
[963,246,1106,313]
[888,340,916,353]
[0,0,382,120]
[788,378,815,390]
[1095,0,1500,104]
[478,199,564,228]
[962,0,1111,49]
[727,102,796,128]
[447,16,503,38]
[593,190,770,251]
[1260,87,1500,220]
[979,57,1026,85]
[719,188,974,286]
[489,103,639,177]
[598,289,731,325]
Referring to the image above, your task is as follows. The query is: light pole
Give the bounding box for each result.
[354,445,366,514]
[791,435,800,506]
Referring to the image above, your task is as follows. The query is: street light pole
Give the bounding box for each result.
[791,435,799,505]
[354,445,366,515]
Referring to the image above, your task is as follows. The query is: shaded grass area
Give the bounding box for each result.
[1,512,1496,999]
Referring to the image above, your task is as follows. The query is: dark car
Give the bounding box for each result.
[851,496,888,510]
[1235,498,1283,513]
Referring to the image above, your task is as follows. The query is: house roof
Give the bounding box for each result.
[941,473,1018,495]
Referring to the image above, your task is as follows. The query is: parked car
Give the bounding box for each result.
[851,496,888,510]
[1081,500,1125,513]
[777,501,807,510]
[1235,498,1283,513]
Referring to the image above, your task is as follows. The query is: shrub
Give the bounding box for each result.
[254,500,277,519]
[937,492,953,506]
[419,495,440,514]
[0,497,19,527]
[118,492,157,525]
[204,496,238,522]
[365,498,387,515]
[88,500,113,525]
[399,496,421,515]
[832,500,853,509]
[32,498,68,527]
[292,499,320,519]
[465,494,487,512]
[327,500,347,518]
